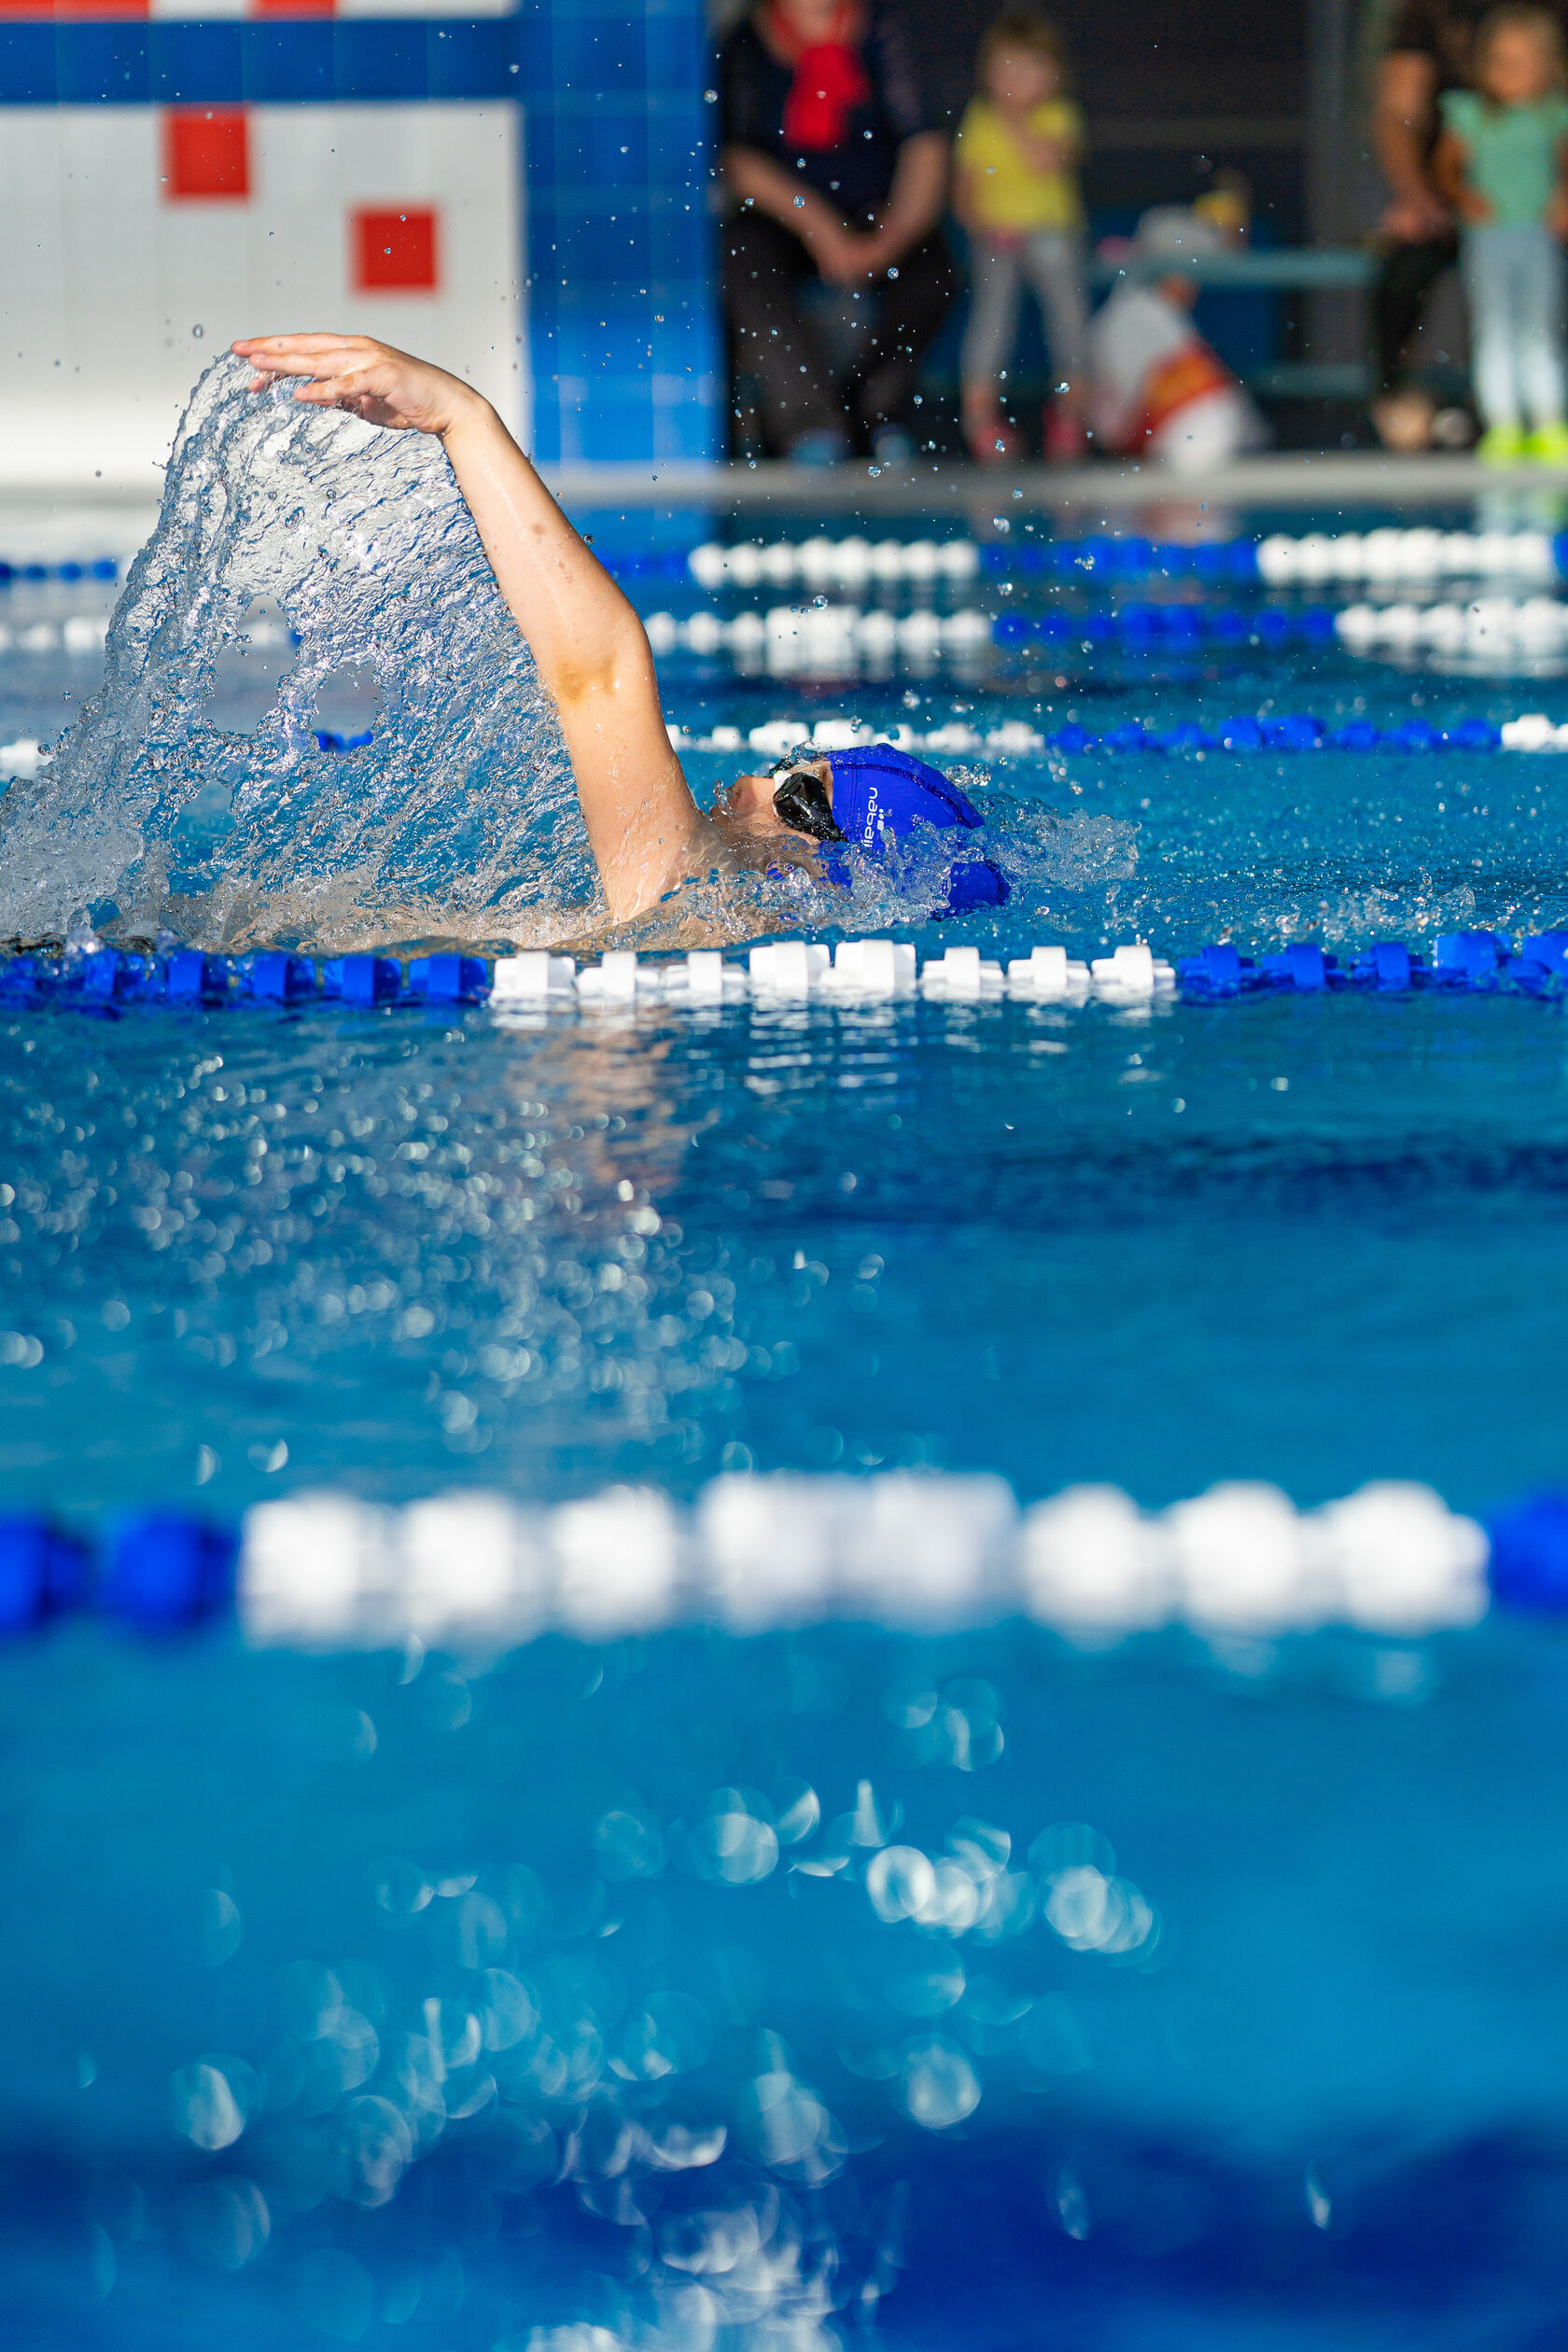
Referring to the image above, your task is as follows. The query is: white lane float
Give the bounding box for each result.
[1336,595,1568,657]
[235,1472,1492,1649]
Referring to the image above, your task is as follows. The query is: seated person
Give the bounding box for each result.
[232,332,1007,936]
[1088,207,1267,471]
[720,0,954,464]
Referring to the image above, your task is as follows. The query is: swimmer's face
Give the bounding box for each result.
[717,757,836,841]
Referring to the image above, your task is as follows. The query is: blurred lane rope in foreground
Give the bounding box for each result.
[16,1473,1568,1648]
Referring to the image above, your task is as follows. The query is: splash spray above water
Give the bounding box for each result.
[0,356,582,952]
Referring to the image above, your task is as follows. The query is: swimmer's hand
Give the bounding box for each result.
[232,334,479,437]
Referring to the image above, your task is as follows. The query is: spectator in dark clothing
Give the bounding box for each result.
[1370,0,1565,447]
[721,0,954,464]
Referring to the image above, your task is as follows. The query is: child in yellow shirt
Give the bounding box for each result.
[955,9,1088,462]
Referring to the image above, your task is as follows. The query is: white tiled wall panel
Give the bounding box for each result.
[144,2,518,17]
[0,103,525,490]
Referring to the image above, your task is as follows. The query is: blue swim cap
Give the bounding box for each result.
[822,747,1009,914]
[824,746,981,847]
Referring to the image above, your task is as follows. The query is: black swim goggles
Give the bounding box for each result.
[768,754,847,844]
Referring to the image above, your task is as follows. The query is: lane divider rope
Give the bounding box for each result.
[667,530,1568,593]
[1,535,1559,601]
[646,606,1337,659]
[0,705,1524,787]
[673,714,1506,757]
[4,927,1567,1014]
[7,1473,1567,1645]
[658,599,1568,666]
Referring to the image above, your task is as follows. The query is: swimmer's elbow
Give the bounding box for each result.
[551,657,618,709]
[549,614,657,712]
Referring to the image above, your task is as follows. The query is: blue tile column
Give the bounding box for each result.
[519,0,721,467]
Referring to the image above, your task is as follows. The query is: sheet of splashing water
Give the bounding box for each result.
[0,357,585,953]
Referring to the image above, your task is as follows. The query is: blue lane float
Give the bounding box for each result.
[0,948,512,1015]
[1488,1493,1568,1609]
[983,537,1266,584]
[0,1517,91,1633]
[322,953,400,1006]
[0,1512,236,1634]
[680,529,1568,593]
[0,557,119,586]
[1177,929,1567,999]
[404,953,491,1005]
[1041,714,1499,754]
[992,605,1337,651]
[100,1515,241,1632]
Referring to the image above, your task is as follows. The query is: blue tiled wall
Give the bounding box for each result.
[518,0,721,466]
[0,17,518,106]
[0,1,722,469]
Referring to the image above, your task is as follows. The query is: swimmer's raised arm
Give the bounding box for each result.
[231,333,706,920]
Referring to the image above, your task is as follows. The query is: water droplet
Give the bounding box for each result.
[1306,2164,1332,2229]
[1056,2163,1091,2239]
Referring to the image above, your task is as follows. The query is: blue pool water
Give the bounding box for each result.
[7,408,1568,2342]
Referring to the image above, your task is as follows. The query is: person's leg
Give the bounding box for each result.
[853,233,959,444]
[1021,230,1090,458]
[1370,235,1458,448]
[722,209,846,457]
[1513,224,1568,435]
[1463,227,1526,449]
[960,244,1025,459]
[1021,231,1089,384]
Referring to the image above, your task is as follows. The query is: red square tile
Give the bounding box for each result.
[250,0,335,17]
[163,109,250,202]
[352,207,439,294]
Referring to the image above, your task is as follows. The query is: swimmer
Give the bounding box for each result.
[232,333,1006,937]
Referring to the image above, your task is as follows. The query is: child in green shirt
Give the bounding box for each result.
[1435,3,1568,463]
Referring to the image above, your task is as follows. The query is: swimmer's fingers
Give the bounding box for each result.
[233,335,459,432]
[234,336,392,397]
[236,350,373,397]
[232,333,385,371]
